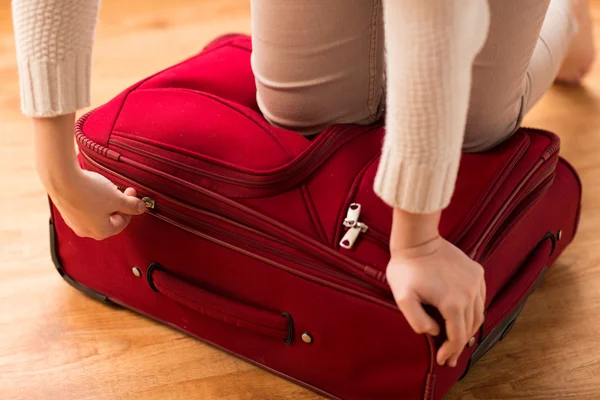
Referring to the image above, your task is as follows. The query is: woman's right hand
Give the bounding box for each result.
[34,113,146,240]
[48,169,146,240]
[386,208,486,368]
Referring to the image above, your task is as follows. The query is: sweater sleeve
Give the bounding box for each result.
[374,0,490,213]
[11,0,100,117]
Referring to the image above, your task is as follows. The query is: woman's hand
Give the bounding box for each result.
[387,209,486,367]
[34,113,146,240]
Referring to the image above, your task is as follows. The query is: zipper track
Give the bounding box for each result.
[76,126,388,286]
[152,202,378,292]
[358,169,554,260]
[466,155,558,259]
[477,161,556,259]
[479,173,555,262]
[363,230,389,250]
[108,124,371,188]
[145,205,395,308]
[79,149,390,293]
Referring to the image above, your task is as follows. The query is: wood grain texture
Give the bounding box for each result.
[1,1,599,399]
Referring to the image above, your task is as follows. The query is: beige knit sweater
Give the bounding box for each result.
[12,0,490,214]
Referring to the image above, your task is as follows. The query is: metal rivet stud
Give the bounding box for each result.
[557,229,563,241]
[301,332,313,344]
[468,336,476,348]
[132,266,142,278]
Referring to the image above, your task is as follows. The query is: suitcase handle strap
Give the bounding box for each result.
[147,263,294,344]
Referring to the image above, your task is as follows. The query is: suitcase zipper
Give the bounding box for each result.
[468,159,557,260]
[145,199,378,292]
[479,173,555,262]
[337,203,390,251]
[460,150,558,260]
[107,124,367,188]
[79,150,390,291]
[343,170,555,259]
[339,204,369,250]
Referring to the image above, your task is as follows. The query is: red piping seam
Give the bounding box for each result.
[301,185,329,244]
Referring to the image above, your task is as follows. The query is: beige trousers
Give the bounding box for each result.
[250,0,577,152]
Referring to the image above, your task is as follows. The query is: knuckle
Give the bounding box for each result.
[441,300,459,315]
[442,296,467,314]
[393,288,416,305]
[395,293,412,306]
[454,333,467,346]
[412,325,424,334]
[469,286,480,299]
[412,322,428,334]
[71,228,84,237]
[72,227,89,238]
[91,229,110,241]
[455,286,468,300]
[475,266,485,278]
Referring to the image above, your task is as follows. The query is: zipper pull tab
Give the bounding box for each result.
[340,222,368,249]
[340,203,368,249]
[344,203,361,227]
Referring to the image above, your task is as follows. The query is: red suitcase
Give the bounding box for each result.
[49,34,582,399]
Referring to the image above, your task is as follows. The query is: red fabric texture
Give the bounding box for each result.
[51,34,582,399]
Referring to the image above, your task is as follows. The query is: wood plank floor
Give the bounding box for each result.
[1,1,599,399]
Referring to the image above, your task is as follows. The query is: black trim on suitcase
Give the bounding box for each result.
[459,232,555,381]
[49,218,117,307]
[459,270,546,380]
[280,313,295,345]
[146,262,163,292]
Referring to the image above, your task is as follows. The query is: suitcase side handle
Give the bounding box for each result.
[147,263,294,344]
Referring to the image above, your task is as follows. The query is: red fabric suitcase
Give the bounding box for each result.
[48,34,582,399]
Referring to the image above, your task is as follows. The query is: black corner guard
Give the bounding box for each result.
[49,218,116,306]
[459,267,548,381]
[459,232,555,380]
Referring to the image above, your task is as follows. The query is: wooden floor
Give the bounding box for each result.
[1,1,600,399]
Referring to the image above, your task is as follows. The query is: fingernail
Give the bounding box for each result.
[138,202,146,213]
[438,359,445,366]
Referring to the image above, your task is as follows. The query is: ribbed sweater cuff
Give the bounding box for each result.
[373,147,460,214]
[18,53,91,117]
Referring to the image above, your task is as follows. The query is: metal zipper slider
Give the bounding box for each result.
[340,203,368,249]
[142,196,155,209]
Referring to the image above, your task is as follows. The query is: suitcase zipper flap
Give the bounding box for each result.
[76,107,561,278]
[79,149,392,296]
[335,129,560,272]
[96,113,381,197]
[337,131,531,254]
[465,129,560,259]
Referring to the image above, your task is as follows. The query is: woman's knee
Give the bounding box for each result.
[255,75,384,135]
